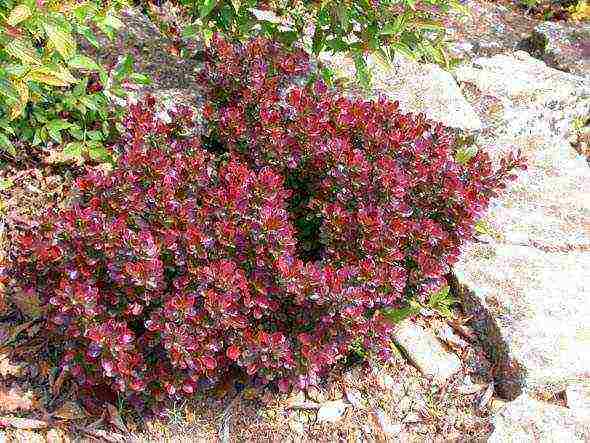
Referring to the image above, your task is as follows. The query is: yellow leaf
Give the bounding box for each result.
[52,401,86,420]
[8,81,29,121]
[26,67,69,87]
[4,39,42,66]
[7,5,32,26]
[43,23,76,60]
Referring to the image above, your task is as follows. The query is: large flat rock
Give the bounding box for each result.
[454,53,590,398]
[323,53,482,132]
[489,394,590,442]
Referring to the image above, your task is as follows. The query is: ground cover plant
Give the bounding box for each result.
[2,35,526,415]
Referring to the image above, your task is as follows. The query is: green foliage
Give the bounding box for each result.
[178,0,464,86]
[0,0,144,161]
[382,286,457,324]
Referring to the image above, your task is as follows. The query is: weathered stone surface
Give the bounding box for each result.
[454,52,590,398]
[454,51,590,141]
[316,400,348,423]
[323,53,482,131]
[488,394,590,443]
[81,7,202,110]
[368,56,483,131]
[443,0,538,61]
[391,320,461,381]
[530,21,590,80]
[567,382,590,419]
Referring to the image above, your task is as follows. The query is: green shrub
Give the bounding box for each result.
[0,0,146,161]
[179,0,464,85]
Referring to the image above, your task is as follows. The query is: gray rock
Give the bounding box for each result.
[530,21,590,80]
[567,382,590,419]
[454,51,590,141]
[452,51,590,399]
[323,53,482,131]
[489,394,590,443]
[392,320,462,382]
[371,408,402,436]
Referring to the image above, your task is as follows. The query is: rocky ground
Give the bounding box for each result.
[0,1,589,441]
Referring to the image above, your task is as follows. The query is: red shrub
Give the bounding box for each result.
[5,37,525,409]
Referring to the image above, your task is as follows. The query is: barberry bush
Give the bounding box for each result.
[4,36,525,410]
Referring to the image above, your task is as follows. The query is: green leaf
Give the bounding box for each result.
[68,55,100,71]
[7,4,32,26]
[200,0,218,18]
[181,24,199,39]
[114,55,134,80]
[48,119,72,132]
[62,141,84,161]
[0,133,16,156]
[87,144,111,162]
[312,28,325,55]
[455,145,478,165]
[382,301,421,324]
[0,178,13,191]
[78,26,100,48]
[0,77,20,103]
[381,13,407,36]
[5,39,42,66]
[353,52,371,88]
[48,128,62,144]
[129,73,152,85]
[43,23,76,60]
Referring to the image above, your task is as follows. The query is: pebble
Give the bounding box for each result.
[317,400,348,423]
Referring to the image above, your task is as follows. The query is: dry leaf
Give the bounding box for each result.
[0,321,34,346]
[0,384,36,412]
[46,428,70,443]
[53,401,86,420]
[0,352,23,378]
[51,367,68,396]
[106,403,127,433]
[478,384,495,410]
[0,416,48,429]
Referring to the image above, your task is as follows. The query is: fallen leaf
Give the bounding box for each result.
[0,321,35,346]
[53,401,86,420]
[106,403,127,433]
[82,428,126,443]
[0,384,36,412]
[46,428,69,443]
[478,384,495,410]
[0,352,23,378]
[0,416,48,429]
[51,367,69,397]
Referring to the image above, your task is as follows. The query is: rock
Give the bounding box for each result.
[403,412,421,423]
[344,388,364,409]
[454,51,590,398]
[371,408,402,436]
[323,52,482,131]
[454,52,590,141]
[530,21,590,80]
[436,323,469,351]
[488,394,590,443]
[391,320,462,382]
[443,0,539,60]
[46,428,70,443]
[316,400,348,423]
[288,417,305,435]
[567,382,590,419]
[80,7,202,112]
